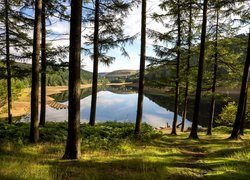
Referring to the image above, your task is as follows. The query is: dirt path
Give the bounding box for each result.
[177,147,211,178]
[157,129,212,178]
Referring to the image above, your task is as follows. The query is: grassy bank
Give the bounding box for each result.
[0,122,250,179]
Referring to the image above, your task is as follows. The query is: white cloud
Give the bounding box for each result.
[47,21,70,35]
[123,0,166,45]
[46,0,166,72]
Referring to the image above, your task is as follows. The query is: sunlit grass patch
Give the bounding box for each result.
[166,166,207,179]
[0,122,250,179]
[0,161,50,179]
[229,149,250,160]
[0,144,50,179]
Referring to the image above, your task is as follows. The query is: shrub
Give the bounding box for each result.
[216,101,237,126]
[0,122,162,150]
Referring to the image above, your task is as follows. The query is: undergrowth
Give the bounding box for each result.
[0,121,162,150]
[0,121,250,179]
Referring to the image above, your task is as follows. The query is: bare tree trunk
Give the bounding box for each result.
[171,0,181,135]
[207,8,219,136]
[40,2,46,127]
[63,0,82,159]
[189,0,208,139]
[5,0,12,124]
[181,0,192,132]
[89,0,100,126]
[135,0,146,135]
[30,0,42,143]
[240,94,247,136]
[230,32,250,139]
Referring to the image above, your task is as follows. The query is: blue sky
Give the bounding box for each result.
[24,0,250,73]
[46,0,164,72]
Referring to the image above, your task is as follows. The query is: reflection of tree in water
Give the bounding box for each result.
[50,91,68,102]
[144,93,228,127]
[50,85,234,127]
[105,85,137,94]
[50,85,136,102]
[50,88,93,102]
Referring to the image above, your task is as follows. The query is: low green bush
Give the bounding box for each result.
[216,101,237,126]
[0,121,162,150]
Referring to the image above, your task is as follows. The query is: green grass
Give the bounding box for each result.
[0,122,250,179]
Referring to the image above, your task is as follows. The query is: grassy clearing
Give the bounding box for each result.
[0,122,249,179]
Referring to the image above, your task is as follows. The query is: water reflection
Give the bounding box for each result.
[46,87,192,128]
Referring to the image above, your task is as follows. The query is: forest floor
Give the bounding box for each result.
[0,122,249,179]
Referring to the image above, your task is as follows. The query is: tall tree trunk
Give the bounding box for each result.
[5,0,12,124]
[39,2,46,127]
[89,0,100,126]
[135,0,146,135]
[207,8,219,136]
[230,32,250,139]
[189,0,208,139]
[30,0,42,143]
[63,0,82,159]
[171,0,181,135]
[181,0,192,132]
[240,93,247,136]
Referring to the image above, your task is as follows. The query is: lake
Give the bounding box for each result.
[22,85,231,128]
[41,85,193,128]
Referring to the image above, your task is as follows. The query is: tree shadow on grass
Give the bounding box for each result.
[0,145,40,161]
[47,158,209,180]
[0,133,250,180]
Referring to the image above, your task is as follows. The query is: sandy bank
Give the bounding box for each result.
[0,83,132,119]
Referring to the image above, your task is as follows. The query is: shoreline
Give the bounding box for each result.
[0,82,241,120]
[0,82,132,119]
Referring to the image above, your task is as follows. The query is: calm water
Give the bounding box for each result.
[41,87,192,128]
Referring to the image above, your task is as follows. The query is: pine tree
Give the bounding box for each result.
[171,0,181,135]
[63,0,83,159]
[207,2,219,136]
[229,32,250,140]
[85,0,137,126]
[0,0,33,123]
[30,0,42,143]
[206,0,240,135]
[189,0,208,139]
[135,0,146,135]
[240,94,247,135]
[4,0,12,124]
[181,1,192,132]
[89,0,100,126]
[148,0,188,135]
[38,0,70,126]
[0,0,33,60]
[39,1,46,127]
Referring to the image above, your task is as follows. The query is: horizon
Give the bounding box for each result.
[14,1,249,73]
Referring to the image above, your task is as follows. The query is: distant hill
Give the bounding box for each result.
[145,34,248,88]
[105,70,139,78]
[99,72,109,77]
[0,61,93,86]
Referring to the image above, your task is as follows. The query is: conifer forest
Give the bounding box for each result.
[0,0,250,179]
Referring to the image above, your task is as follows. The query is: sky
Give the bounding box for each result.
[31,0,250,73]
[47,0,165,73]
